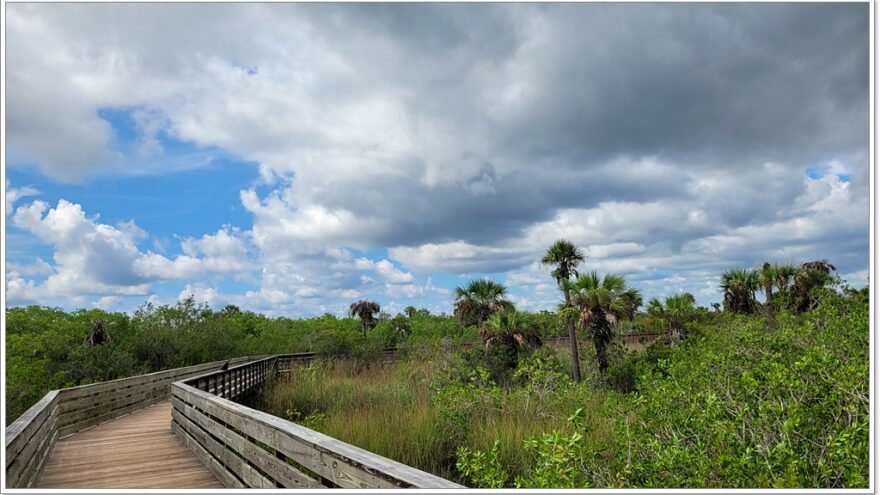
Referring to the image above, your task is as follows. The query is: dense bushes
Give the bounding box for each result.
[457,289,869,488]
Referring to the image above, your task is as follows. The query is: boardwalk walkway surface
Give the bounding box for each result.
[37,401,222,489]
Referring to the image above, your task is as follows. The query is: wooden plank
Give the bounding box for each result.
[57,394,166,438]
[172,384,462,488]
[5,390,59,461]
[172,397,321,489]
[172,409,276,488]
[57,386,165,425]
[39,402,223,489]
[6,403,58,486]
[171,420,245,488]
[24,429,58,488]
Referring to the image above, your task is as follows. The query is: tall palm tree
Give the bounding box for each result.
[453,279,513,327]
[349,300,381,339]
[758,262,777,326]
[720,268,759,314]
[647,294,695,345]
[541,239,586,382]
[564,272,641,374]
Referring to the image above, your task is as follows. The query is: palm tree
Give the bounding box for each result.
[479,310,543,353]
[758,262,777,326]
[541,239,586,382]
[403,306,418,318]
[791,260,837,313]
[647,294,695,345]
[564,272,641,374]
[349,300,381,339]
[453,279,513,327]
[84,321,112,346]
[773,263,799,296]
[720,268,759,314]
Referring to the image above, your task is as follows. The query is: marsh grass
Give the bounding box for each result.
[254,347,613,483]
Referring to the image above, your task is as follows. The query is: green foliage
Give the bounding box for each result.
[457,440,509,488]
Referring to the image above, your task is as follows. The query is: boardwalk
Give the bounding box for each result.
[37,401,222,489]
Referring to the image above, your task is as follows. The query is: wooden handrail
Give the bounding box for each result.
[4,355,267,488]
[171,356,462,488]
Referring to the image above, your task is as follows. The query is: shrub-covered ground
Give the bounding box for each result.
[255,289,869,488]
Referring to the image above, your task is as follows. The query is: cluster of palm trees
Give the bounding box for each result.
[452,239,642,379]
[720,260,837,321]
[351,246,838,382]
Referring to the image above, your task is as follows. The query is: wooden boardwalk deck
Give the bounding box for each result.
[37,401,222,489]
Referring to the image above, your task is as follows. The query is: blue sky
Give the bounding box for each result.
[4,3,870,317]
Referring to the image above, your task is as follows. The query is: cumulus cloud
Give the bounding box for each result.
[4,4,869,312]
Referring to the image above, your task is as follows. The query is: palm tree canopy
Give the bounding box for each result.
[454,278,513,326]
[541,239,586,283]
[720,267,760,292]
[801,259,836,275]
[480,310,543,351]
[349,300,380,321]
[565,271,641,325]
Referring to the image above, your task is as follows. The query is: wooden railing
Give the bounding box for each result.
[4,355,266,488]
[171,354,462,488]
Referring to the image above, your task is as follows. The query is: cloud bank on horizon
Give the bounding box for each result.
[4,3,870,316]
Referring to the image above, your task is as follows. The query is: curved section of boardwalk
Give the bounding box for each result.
[37,401,221,489]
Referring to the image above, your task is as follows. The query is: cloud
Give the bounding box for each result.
[3,4,869,313]
[5,180,39,214]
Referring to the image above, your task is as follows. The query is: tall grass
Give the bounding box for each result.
[253,348,608,484]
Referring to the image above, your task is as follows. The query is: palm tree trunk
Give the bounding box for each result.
[361,320,367,340]
[765,285,775,328]
[563,290,582,383]
[595,336,608,374]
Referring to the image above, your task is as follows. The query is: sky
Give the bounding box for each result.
[3,3,870,317]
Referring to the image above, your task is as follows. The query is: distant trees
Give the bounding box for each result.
[349,300,381,339]
[563,272,642,374]
[453,279,513,327]
[720,260,838,319]
[541,239,586,382]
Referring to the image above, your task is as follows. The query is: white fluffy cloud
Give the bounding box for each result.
[4,4,869,313]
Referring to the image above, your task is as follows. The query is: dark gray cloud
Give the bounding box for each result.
[5,3,870,313]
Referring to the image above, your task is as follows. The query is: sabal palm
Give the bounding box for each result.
[479,310,543,353]
[564,272,641,373]
[454,278,513,327]
[773,263,799,294]
[349,300,380,339]
[720,268,759,314]
[758,262,778,325]
[541,239,586,382]
[791,260,836,312]
[647,294,695,343]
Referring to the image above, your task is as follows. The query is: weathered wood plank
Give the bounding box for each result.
[5,390,59,461]
[172,397,321,489]
[172,408,276,488]
[6,404,58,486]
[57,394,166,438]
[171,420,246,489]
[172,384,463,488]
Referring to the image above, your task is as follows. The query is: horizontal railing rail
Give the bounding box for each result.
[171,356,463,488]
[4,355,266,488]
